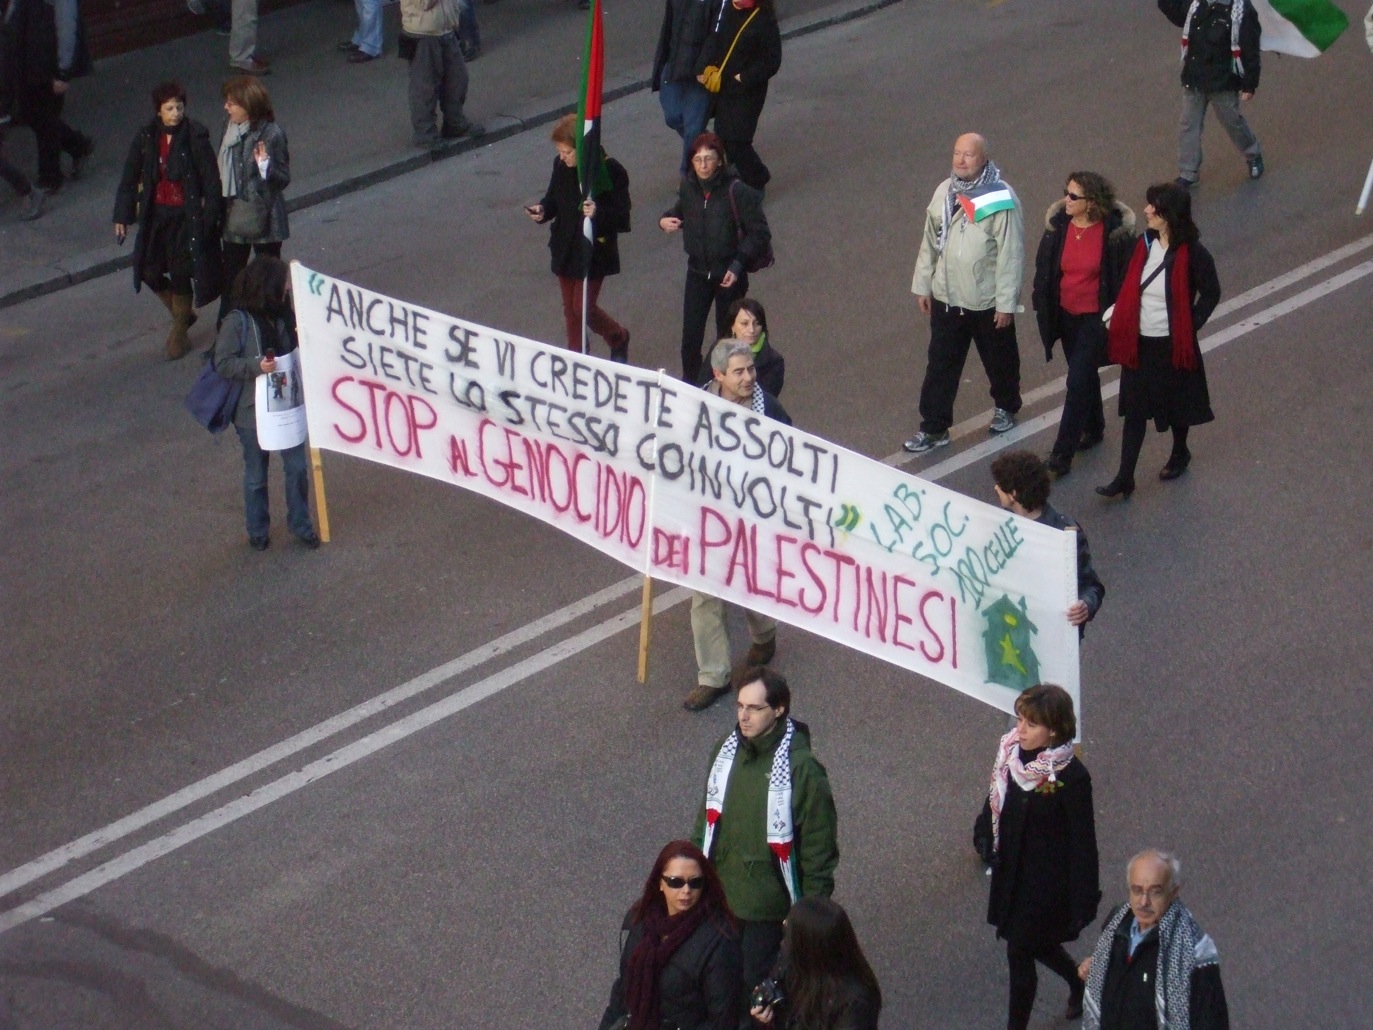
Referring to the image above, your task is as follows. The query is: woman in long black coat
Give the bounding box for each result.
[112,80,222,360]
[696,0,781,190]
[599,839,743,1030]
[978,684,1100,1030]
[1098,181,1220,499]
[525,113,631,361]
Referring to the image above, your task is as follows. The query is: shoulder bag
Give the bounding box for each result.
[727,180,774,273]
[185,311,258,433]
[700,7,759,93]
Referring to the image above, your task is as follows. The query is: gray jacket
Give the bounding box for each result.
[221,119,291,244]
[911,176,1025,315]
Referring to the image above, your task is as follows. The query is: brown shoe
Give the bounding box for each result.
[744,638,776,667]
[166,293,194,360]
[683,684,729,712]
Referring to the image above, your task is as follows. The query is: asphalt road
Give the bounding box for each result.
[3,0,1373,1026]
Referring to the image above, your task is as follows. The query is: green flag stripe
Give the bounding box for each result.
[1269,0,1349,51]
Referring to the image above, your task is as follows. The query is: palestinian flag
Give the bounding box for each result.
[1253,0,1348,57]
[957,183,1016,223]
[575,0,611,200]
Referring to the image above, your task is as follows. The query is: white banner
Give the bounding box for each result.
[291,263,1079,715]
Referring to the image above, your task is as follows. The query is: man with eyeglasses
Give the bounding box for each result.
[1077,849,1230,1029]
[905,132,1025,455]
[692,667,838,1003]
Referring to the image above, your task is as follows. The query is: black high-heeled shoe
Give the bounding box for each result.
[1096,476,1135,499]
[1159,450,1192,481]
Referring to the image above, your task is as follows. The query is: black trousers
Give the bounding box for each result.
[681,268,748,385]
[1050,312,1106,459]
[918,300,1021,434]
[721,135,769,190]
[21,85,89,191]
[218,240,283,324]
[1006,940,1080,1030]
[739,920,784,1007]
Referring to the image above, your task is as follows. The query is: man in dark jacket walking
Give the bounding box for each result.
[652,0,714,174]
[1160,0,1263,186]
[1079,850,1230,1029]
[990,451,1105,634]
[9,0,93,196]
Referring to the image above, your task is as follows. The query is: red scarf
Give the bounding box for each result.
[1107,237,1197,371]
[623,899,710,1030]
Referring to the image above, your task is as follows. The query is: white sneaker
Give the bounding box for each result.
[988,408,1016,434]
[902,430,950,454]
[20,189,47,221]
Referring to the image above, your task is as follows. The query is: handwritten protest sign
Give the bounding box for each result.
[291,263,1079,716]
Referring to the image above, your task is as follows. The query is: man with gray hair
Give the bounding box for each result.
[905,131,1024,455]
[1078,849,1230,1029]
[683,339,790,712]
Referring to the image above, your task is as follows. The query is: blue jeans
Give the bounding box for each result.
[457,0,480,50]
[352,0,383,56]
[658,79,712,173]
[235,422,314,541]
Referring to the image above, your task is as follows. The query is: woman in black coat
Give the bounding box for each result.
[1031,171,1136,478]
[1097,182,1220,499]
[112,80,223,360]
[525,113,631,361]
[660,131,771,386]
[696,0,781,191]
[702,297,784,397]
[979,684,1100,1030]
[599,839,744,1030]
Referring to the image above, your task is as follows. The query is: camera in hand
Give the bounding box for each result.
[750,977,784,1011]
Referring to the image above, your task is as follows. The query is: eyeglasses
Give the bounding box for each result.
[692,154,720,165]
[1129,885,1171,901]
[662,875,706,890]
[1064,190,1086,201]
[736,702,771,715]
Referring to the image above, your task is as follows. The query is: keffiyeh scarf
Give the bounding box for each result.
[1180,0,1245,78]
[939,157,1002,252]
[986,727,1075,853]
[702,718,799,903]
[1083,901,1220,1030]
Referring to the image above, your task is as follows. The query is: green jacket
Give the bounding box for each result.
[691,719,839,922]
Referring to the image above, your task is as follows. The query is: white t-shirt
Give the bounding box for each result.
[1139,241,1170,337]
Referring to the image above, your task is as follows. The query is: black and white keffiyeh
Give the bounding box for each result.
[938,157,1003,252]
[1180,0,1246,78]
[1083,901,1220,1030]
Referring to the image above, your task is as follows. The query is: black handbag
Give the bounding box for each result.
[225,194,270,239]
[185,313,256,433]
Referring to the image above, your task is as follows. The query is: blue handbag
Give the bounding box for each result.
[185,312,255,433]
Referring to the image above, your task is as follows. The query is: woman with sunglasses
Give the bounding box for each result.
[1031,172,1136,479]
[599,839,744,1030]
[748,897,881,1029]
[975,684,1100,1030]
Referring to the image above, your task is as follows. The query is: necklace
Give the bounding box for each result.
[1072,220,1094,241]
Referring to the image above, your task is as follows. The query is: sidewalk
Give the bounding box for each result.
[0,0,896,310]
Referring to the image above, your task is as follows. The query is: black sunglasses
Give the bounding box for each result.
[662,875,706,890]
[1064,190,1086,201]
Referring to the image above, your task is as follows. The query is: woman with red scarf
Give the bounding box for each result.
[112,81,223,360]
[1097,182,1220,499]
[599,840,744,1030]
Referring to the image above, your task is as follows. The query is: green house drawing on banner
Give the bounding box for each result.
[981,594,1040,692]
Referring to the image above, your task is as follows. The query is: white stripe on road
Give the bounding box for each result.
[0,574,644,901]
[4,247,1371,934]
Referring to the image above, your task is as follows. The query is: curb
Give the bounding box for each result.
[0,0,901,312]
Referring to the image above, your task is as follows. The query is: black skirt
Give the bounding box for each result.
[142,203,194,284]
[1117,334,1214,431]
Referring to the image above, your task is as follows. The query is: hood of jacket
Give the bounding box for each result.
[1042,198,1137,234]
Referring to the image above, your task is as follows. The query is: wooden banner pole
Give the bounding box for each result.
[636,575,654,683]
[310,447,332,543]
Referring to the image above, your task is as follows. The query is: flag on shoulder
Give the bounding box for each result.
[957,184,1016,223]
[1252,0,1348,57]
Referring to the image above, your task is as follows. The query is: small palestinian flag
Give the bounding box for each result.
[1253,0,1348,57]
[957,183,1016,223]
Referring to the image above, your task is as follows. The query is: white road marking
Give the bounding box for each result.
[4,248,1371,935]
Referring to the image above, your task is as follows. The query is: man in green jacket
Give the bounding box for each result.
[692,667,839,996]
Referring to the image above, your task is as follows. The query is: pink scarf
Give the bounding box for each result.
[987,728,1076,853]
